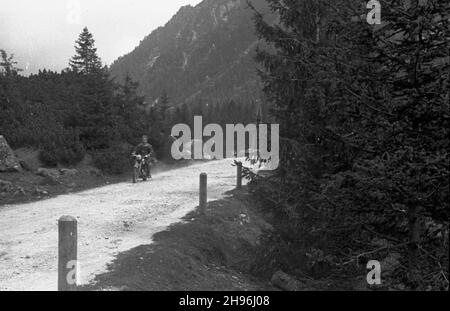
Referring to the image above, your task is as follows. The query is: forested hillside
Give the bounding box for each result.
[110,0,273,106]
[1,26,261,173]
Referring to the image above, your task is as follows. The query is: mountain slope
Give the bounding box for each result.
[109,0,271,106]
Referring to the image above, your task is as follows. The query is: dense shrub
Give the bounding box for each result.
[92,144,133,175]
[38,128,85,167]
[0,55,145,169]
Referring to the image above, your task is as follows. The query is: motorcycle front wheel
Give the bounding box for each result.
[133,166,139,183]
[142,166,148,181]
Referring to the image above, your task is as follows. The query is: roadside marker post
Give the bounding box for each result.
[58,215,78,291]
[199,173,207,214]
[237,163,242,189]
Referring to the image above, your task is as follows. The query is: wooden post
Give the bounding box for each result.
[237,163,242,189]
[58,215,77,291]
[199,173,207,214]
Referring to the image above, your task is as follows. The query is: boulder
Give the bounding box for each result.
[59,168,78,176]
[37,168,60,178]
[34,187,49,196]
[271,271,304,291]
[36,168,61,185]
[14,148,42,172]
[0,135,21,172]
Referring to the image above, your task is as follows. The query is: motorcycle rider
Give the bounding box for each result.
[132,135,155,179]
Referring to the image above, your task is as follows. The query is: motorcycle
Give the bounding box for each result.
[132,153,154,183]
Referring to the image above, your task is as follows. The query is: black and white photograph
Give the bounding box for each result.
[0,0,448,296]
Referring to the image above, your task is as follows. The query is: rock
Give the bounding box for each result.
[15,148,42,172]
[271,271,303,291]
[0,135,21,172]
[36,168,61,185]
[34,187,49,196]
[37,168,59,178]
[59,168,78,176]
[88,167,103,177]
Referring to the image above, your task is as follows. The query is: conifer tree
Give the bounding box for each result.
[0,50,22,76]
[69,27,103,74]
[159,90,170,119]
[115,75,146,143]
[251,0,449,289]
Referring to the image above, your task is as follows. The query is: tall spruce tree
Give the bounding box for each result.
[251,0,449,289]
[68,28,117,149]
[353,0,450,288]
[69,27,103,74]
[159,90,170,119]
[115,75,146,143]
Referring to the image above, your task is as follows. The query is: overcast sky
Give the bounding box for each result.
[0,0,203,74]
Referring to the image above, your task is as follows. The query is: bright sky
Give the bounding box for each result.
[0,0,203,74]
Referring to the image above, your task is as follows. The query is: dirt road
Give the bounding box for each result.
[0,159,243,291]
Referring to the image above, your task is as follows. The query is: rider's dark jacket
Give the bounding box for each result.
[134,143,154,157]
